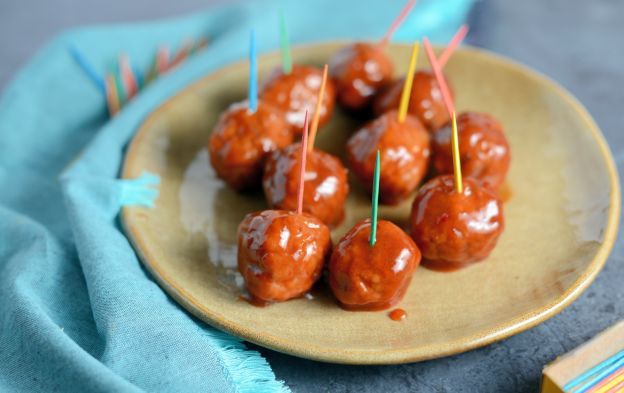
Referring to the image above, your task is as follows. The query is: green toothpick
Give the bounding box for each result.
[279,10,292,74]
[369,150,381,247]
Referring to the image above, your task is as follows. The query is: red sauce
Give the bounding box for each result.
[328,219,421,311]
[329,42,394,111]
[263,144,349,227]
[374,70,452,131]
[208,101,294,191]
[388,308,407,321]
[260,65,336,133]
[346,110,430,205]
[238,210,332,303]
[409,175,504,268]
[432,112,510,189]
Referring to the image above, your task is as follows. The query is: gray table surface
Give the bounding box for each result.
[2,0,622,392]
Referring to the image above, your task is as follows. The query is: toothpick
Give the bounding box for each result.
[297,110,310,215]
[248,30,258,113]
[69,45,105,94]
[168,40,193,70]
[379,0,417,48]
[113,70,126,105]
[397,42,419,123]
[156,46,170,74]
[105,74,120,116]
[369,150,381,246]
[279,10,292,74]
[438,24,469,67]
[307,64,328,152]
[119,54,138,99]
[423,38,455,115]
[451,112,463,193]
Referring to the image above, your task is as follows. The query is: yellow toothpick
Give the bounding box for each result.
[451,111,463,193]
[397,42,419,123]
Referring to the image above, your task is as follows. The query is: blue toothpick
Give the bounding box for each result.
[248,30,258,113]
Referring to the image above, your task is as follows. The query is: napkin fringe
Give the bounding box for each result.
[119,171,160,208]
[210,330,290,393]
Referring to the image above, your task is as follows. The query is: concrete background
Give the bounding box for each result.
[1,0,622,391]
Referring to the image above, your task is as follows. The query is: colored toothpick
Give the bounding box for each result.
[397,42,419,123]
[369,150,381,246]
[156,46,170,75]
[450,112,463,193]
[168,41,193,70]
[297,110,310,215]
[438,24,469,67]
[113,69,127,105]
[605,380,624,393]
[69,45,105,94]
[423,38,455,115]
[119,54,138,99]
[105,75,120,116]
[589,367,624,393]
[565,351,624,392]
[248,30,258,113]
[279,10,292,74]
[379,0,417,48]
[307,64,328,152]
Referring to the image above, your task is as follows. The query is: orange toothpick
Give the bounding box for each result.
[450,112,463,193]
[397,42,419,123]
[307,64,328,152]
[105,74,120,116]
[379,0,417,48]
[423,37,455,116]
[297,110,310,214]
[438,24,469,67]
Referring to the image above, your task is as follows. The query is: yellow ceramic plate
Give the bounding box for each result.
[121,43,620,364]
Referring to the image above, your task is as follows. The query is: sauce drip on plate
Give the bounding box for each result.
[388,308,407,321]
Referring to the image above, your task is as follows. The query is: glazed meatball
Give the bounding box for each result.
[263,144,349,227]
[374,70,452,131]
[329,219,421,311]
[208,101,293,190]
[432,112,510,189]
[260,65,336,133]
[346,110,430,205]
[238,210,332,303]
[329,43,394,111]
[409,175,504,270]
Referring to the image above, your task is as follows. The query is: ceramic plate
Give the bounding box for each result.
[121,43,620,364]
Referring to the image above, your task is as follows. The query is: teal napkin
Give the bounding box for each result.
[0,0,473,391]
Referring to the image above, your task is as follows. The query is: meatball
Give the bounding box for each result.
[328,219,421,311]
[409,175,504,270]
[432,112,510,189]
[260,65,336,133]
[208,101,293,191]
[346,110,430,205]
[373,70,452,131]
[238,210,332,303]
[329,43,394,111]
[263,144,349,227]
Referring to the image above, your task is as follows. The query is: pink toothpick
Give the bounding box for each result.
[297,110,310,215]
[423,38,455,116]
[156,47,170,74]
[119,54,138,98]
[438,24,469,67]
[379,0,417,48]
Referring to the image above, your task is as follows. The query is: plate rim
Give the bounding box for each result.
[121,42,621,365]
